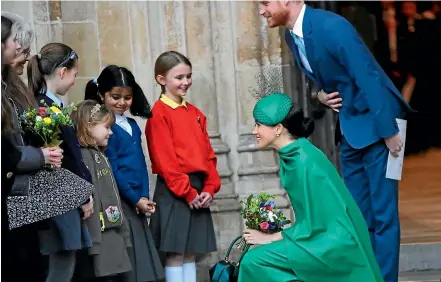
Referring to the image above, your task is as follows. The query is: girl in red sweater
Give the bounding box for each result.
[145,51,220,282]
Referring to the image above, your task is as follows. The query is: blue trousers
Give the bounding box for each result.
[340,136,400,282]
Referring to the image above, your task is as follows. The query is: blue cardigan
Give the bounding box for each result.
[105,118,150,206]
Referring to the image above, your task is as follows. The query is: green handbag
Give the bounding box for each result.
[209,236,250,282]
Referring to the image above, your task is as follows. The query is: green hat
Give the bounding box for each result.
[253,93,293,126]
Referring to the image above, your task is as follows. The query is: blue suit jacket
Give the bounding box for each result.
[285,6,413,149]
[105,118,150,206]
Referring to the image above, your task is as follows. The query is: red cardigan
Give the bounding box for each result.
[145,98,221,203]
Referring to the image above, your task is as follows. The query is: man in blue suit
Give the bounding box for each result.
[259,1,413,281]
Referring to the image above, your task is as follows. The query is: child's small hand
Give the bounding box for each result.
[136,197,154,213]
[81,196,94,219]
[189,194,202,210]
[146,200,156,213]
[199,192,213,208]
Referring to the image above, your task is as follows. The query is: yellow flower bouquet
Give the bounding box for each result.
[20,101,76,147]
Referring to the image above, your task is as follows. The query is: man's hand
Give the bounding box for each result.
[385,133,403,157]
[317,90,342,112]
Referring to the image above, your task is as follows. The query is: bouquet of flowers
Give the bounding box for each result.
[20,101,76,148]
[237,192,291,251]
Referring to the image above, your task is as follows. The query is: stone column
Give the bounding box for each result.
[232,1,294,222]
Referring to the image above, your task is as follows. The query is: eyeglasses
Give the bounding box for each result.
[19,48,31,59]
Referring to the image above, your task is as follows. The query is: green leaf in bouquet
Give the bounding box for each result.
[246,194,253,206]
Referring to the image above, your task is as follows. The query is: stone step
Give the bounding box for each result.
[399,270,441,282]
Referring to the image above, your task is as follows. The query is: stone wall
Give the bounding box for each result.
[5,1,439,278]
[3,1,298,280]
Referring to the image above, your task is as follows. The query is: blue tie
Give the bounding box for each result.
[289,30,307,58]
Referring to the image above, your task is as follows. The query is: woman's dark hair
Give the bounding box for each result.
[1,15,14,44]
[2,15,15,132]
[154,51,192,94]
[2,16,36,133]
[27,43,78,97]
[281,106,315,138]
[2,66,38,133]
[84,65,152,118]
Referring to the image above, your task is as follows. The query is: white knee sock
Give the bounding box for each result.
[182,262,196,282]
[165,266,183,282]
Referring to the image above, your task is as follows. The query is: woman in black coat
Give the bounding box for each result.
[1,13,63,282]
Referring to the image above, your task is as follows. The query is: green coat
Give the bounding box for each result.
[239,138,383,282]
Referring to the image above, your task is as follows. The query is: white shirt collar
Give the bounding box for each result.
[44,90,62,107]
[115,114,128,124]
[292,4,306,38]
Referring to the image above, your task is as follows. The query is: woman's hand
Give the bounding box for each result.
[243,229,281,245]
[42,146,63,168]
[81,196,94,219]
[199,192,213,208]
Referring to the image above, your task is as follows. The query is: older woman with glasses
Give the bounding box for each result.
[2,11,34,75]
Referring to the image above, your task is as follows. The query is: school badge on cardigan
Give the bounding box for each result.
[105,205,121,223]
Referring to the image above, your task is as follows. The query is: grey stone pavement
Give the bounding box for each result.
[399,270,441,282]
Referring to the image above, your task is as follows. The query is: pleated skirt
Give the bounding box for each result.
[120,200,164,282]
[149,172,217,256]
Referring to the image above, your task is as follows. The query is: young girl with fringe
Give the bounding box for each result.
[145,51,220,282]
[27,43,94,282]
[72,100,132,281]
[84,65,164,282]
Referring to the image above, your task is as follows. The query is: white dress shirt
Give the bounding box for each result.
[291,4,313,74]
[115,114,132,136]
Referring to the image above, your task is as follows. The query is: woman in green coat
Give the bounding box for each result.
[238,93,383,282]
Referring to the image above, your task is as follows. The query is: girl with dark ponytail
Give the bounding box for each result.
[239,93,383,282]
[84,64,152,118]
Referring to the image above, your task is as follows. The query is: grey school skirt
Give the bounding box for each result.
[120,200,164,282]
[150,172,217,256]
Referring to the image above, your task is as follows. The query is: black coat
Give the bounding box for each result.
[1,133,47,282]
[1,134,22,229]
